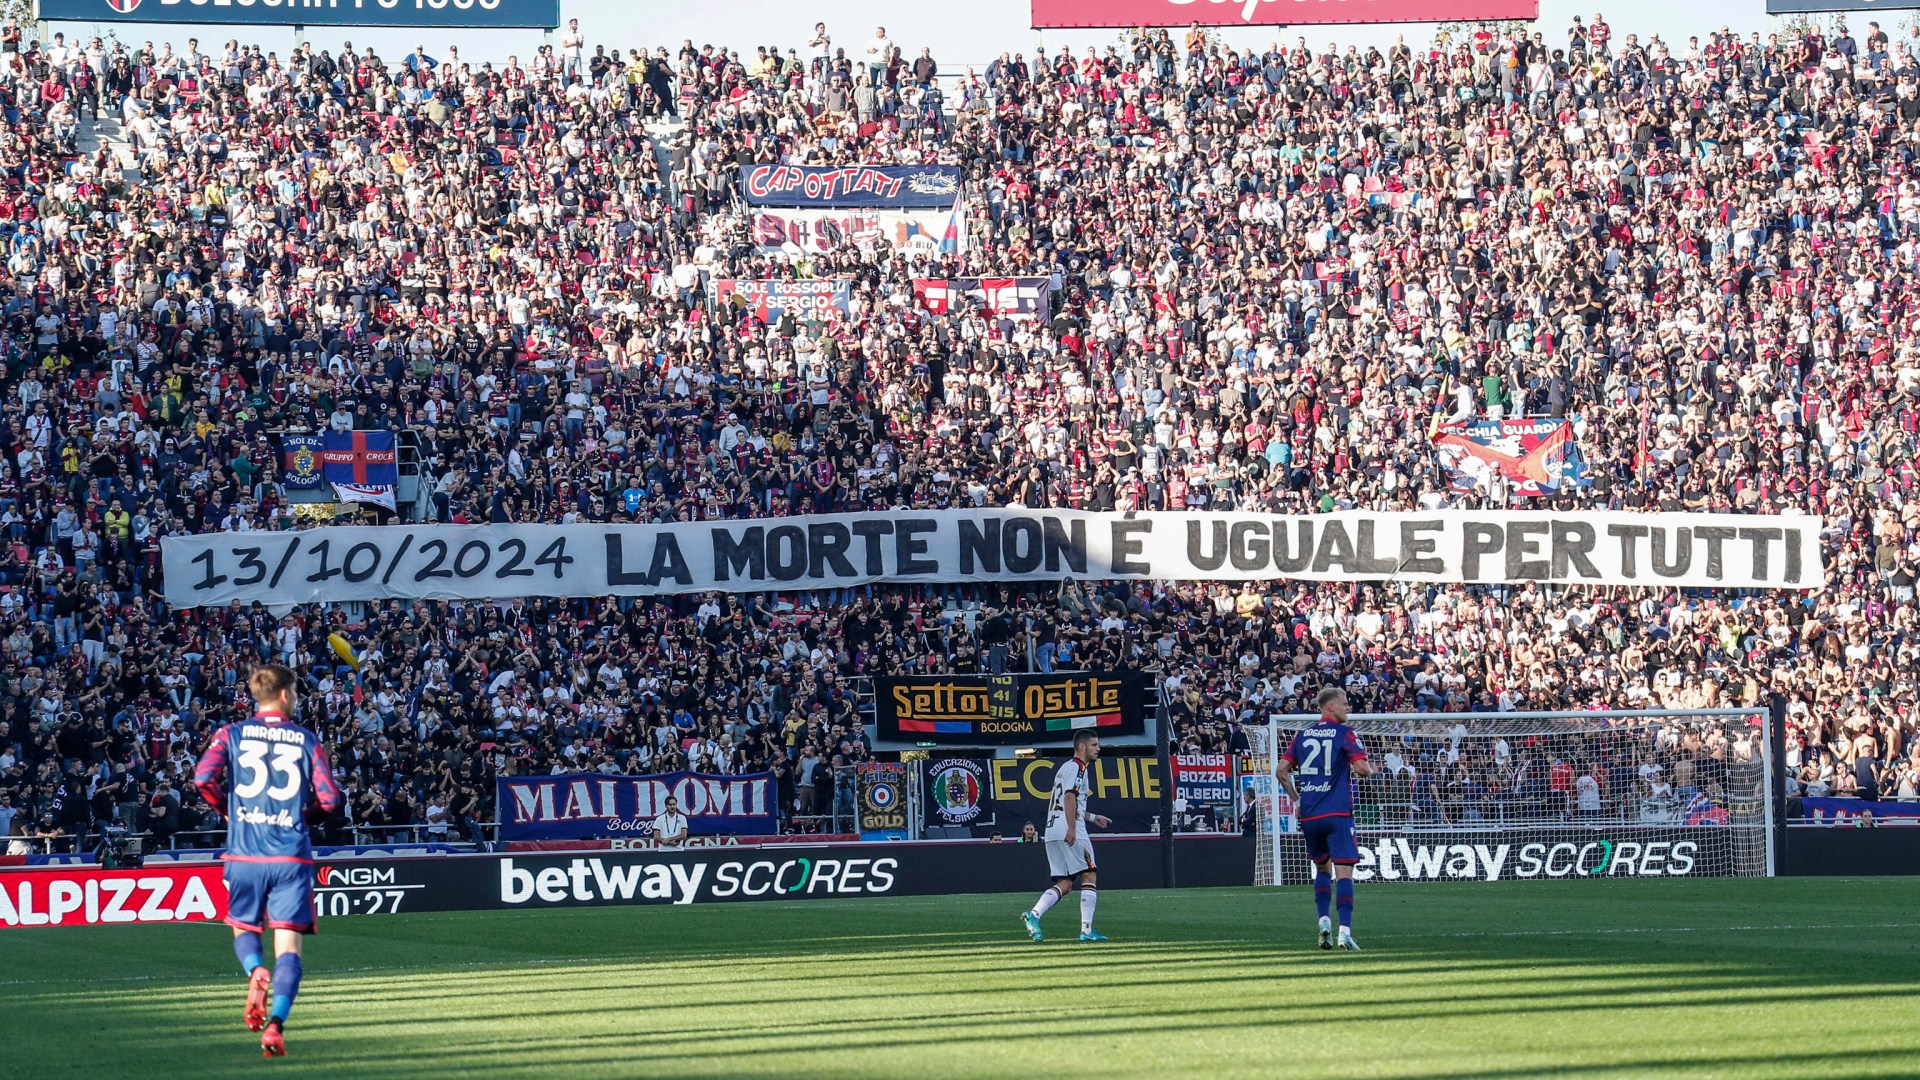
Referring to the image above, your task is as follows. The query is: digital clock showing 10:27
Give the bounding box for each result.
[312,887,411,918]
[313,865,423,917]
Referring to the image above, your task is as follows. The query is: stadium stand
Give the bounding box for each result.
[0,14,1917,857]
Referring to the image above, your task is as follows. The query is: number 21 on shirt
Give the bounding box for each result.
[1297,736,1335,776]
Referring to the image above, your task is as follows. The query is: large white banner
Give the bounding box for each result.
[159,510,1824,608]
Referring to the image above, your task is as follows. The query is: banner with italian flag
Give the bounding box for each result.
[1045,711,1124,732]
[875,672,1148,746]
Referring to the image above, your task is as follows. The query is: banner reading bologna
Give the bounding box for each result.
[162,510,1825,608]
[279,434,325,491]
[1029,0,1538,28]
[740,164,962,208]
[714,279,852,323]
[39,0,561,28]
[498,772,778,842]
[877,672,1148,746]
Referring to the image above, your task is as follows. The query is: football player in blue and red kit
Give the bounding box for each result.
[194,663,342,1058]
[1276,687,1376,951]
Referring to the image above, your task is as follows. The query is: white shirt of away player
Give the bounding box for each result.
[1024,738,1114,942]
[1046,758,1091,838]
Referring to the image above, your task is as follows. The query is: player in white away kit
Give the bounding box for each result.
[1021,730,1112,942]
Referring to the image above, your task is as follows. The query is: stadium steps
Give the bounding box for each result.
[78,118,143,186]
[644,118,685,203]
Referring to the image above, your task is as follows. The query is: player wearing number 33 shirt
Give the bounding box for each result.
[193,664,342,1057]
[1021,730,1112,943]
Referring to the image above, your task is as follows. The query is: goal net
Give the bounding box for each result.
[1248,709,1774,886]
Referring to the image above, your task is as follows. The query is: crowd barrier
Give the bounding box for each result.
[1781,828,1920,877]
[0,836,1254,929]
[14,827,1907,928]
[1796,798,1920,824]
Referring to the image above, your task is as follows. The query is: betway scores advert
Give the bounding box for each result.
[498,853,900,907]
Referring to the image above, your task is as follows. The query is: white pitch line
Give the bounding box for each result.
[1436,920,1920,939]
[4,920,1913,989]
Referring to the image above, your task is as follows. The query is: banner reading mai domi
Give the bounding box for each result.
[161,509,1824,607]
[498,772,778,842]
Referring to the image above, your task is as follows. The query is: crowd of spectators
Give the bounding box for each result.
[4,10,1920,856]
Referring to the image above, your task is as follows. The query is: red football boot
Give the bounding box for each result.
[244,967,272,1033]
[261,1021,287,1058]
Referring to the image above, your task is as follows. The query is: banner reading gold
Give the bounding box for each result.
[857,763,908,834]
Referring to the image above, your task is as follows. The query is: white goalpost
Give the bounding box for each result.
[1248,709,1775,886]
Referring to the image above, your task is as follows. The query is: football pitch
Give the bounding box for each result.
[2,878,1916,1079]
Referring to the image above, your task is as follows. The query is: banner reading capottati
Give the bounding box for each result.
[159,509,1824,608]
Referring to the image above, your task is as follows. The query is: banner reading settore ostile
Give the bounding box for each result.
[876,672,1149,746]
[160,509,1824,608]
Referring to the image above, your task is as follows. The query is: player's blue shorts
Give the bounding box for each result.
[1301,816,1360,866]
[224,860,316,934]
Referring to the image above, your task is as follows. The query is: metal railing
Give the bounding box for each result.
[2,823,500,859]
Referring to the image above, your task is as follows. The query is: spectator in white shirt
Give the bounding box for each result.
[865,26,890,84]
[1575,770,1601,818]
[651,796,690,849]
[559,19,583,78]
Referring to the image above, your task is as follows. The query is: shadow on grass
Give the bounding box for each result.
[11,890,1920,1080]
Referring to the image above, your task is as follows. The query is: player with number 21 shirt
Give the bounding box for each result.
[1276,687,1375,951]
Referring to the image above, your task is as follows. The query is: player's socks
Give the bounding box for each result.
[1029,886,1061,918]
[269,953,303,1024]
[1335,878,1354,931]
[1079,885,1097,934]
[234,932,264,976]
[1312,871,1332,921]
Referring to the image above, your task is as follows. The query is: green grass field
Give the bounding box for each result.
[2,878,1917,1079]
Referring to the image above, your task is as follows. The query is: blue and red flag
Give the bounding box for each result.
[322,431,398,486]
